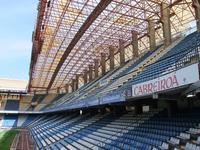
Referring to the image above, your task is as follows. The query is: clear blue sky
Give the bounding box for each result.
[0,0,38,80]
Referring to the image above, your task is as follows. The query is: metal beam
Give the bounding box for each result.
[35,0,47,41]
[47,0,112,90]
[28,0,47,92]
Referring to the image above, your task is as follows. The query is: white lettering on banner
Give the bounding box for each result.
[133,75,179,96]
[132,63,199,97]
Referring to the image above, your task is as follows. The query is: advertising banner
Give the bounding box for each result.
[132,63,199,97]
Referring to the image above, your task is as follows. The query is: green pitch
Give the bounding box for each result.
[0,129,18,150]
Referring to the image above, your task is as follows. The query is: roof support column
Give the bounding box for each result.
[83,71,88,85]
[101,53,106,75]
[89,65,93,82]
[109,46,115,70]
[193,0,200,32]
[94,59,99,78]
[119,39,125,65]
[71,79,75,92]
[65,84,69,94]
[148,19,156,50]
[56,87,60,94]
[161,2,171,47]
[75,75,79,90]
[131,31,139,58]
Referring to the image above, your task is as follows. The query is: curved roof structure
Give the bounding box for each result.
[29,0,195,93]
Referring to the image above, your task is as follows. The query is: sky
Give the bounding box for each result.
[0,0,38,80]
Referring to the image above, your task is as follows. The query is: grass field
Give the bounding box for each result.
[0,129,18,150]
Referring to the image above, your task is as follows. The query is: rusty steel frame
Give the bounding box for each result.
[29,0,195,92]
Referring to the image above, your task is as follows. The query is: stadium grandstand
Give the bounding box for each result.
[1,0,200,149]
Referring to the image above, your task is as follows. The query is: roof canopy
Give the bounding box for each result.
[29,0,195,93]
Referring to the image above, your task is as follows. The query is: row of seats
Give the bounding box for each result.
[21,115,38,127]
[157,124,200,150]
[25,109,200,150]
[127,32,200,85]
[2,114,18,127]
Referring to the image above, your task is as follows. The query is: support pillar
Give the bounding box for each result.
[75,75,79,90]
[157,99,177,117]
[101,53,106,75]
[56,87,60,94]
[109,46,115,70]
[88,65,93,81]
[193,0,200,32]
[135,104,143,114]
[71,79,75,92]
[89,108,99,116]
[98,108,106,114]
[65,84,69,93]
[119,39,125,65]
[83,71,88,84]
[113,105,127,116]
[131,31,139,58]
[148,19,156,50]
[94,59,99,78]
[161,2,171,47]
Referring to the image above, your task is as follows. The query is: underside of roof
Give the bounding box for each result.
[29,0,196,93]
